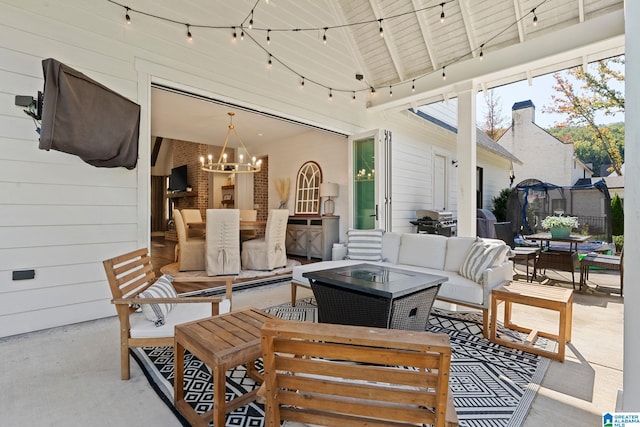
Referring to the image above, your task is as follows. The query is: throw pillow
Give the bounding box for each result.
[346,229,384,261]
[138,274,177,327]
[459,240,509,284]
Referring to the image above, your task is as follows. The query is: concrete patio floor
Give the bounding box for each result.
[0,267,623,426]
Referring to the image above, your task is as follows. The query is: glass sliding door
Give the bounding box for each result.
[349,130,391,230]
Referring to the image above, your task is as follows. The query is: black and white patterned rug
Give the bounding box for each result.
[131,298,551,427]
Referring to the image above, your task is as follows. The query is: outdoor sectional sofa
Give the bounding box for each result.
[292,231,513,337]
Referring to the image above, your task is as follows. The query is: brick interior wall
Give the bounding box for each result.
[254,157,269,221]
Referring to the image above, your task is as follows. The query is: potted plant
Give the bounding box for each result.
[541,215,579,238]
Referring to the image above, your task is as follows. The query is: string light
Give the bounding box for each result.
[107,0,548,103]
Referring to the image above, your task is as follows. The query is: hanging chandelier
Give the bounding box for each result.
[200,112,262,174]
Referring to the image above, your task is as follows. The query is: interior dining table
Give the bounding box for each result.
[186,220,267,232]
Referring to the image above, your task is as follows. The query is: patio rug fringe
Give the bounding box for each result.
[131,298,552,427]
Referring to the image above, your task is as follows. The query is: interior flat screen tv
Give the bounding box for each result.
[169,165,188,192]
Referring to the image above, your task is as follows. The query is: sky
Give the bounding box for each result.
[481,69,625,129]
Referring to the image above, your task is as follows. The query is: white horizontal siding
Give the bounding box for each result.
[0,1,141,337]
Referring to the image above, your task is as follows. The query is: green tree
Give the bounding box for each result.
[549,123,624,176]
[491,188,512,222]
[479,90,508,141]
[611,193,624,236]
[544,57,625,175]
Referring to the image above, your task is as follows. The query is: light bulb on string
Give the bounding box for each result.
[479,44,484,60]
[249,10,254,29]
[442,66,446,80]
[389,86,392,97]
[532,8,538,26]
[300,76,305,88]
[323,27,327,44]
[412,80,415,92]
[352,91,356,101]
[125,7,131,24]
[328,88,333,100]
[440,3,445,23]
[240,27,244,40]
[370,87,376,95]
[379,19,384,37]
[232,26,237,41]
[267,29,271,44]
[186,24,192,41]
[268,54,272,68]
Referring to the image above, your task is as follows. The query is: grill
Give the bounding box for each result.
[410,210,457,237]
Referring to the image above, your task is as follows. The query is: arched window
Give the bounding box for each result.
[294,161,322,215]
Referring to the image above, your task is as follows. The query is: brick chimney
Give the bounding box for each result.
[511,100,535,128]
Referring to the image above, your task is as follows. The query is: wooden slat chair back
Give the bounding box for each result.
[103,248,227,380]
[260,318,458,427]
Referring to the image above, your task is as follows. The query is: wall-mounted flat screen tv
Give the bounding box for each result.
[38,58,140,169]
[169,165,188,192]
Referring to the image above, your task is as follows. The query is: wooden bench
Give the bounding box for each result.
[259,318,458,427]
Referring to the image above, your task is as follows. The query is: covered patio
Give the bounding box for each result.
[0,0,638,420]
[0,268,623,426]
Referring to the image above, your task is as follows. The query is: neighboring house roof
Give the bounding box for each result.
[410,108,522,164]
[603,175,624,189]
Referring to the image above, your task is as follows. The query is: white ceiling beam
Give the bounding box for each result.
[459,0,478,57]
[368,0,406,81]
[367,8,624,111]
[578,0,585,22]
[412,0,439,70]
[513,0,525,42]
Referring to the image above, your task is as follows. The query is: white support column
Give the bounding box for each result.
[456,84,477,237]
[623,0,639,411]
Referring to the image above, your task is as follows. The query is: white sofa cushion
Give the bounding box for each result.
[138,274,177,326]
[346,229,384,261]
[443,237,477,272]
[367,263,485,306]
[130,298,231,339]
[459,240,510,284]
[381,232,402,263]
[398,234,448,270]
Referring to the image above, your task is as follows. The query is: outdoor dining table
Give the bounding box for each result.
[526,233,591,289]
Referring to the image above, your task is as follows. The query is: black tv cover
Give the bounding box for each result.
[39,58,140,169]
